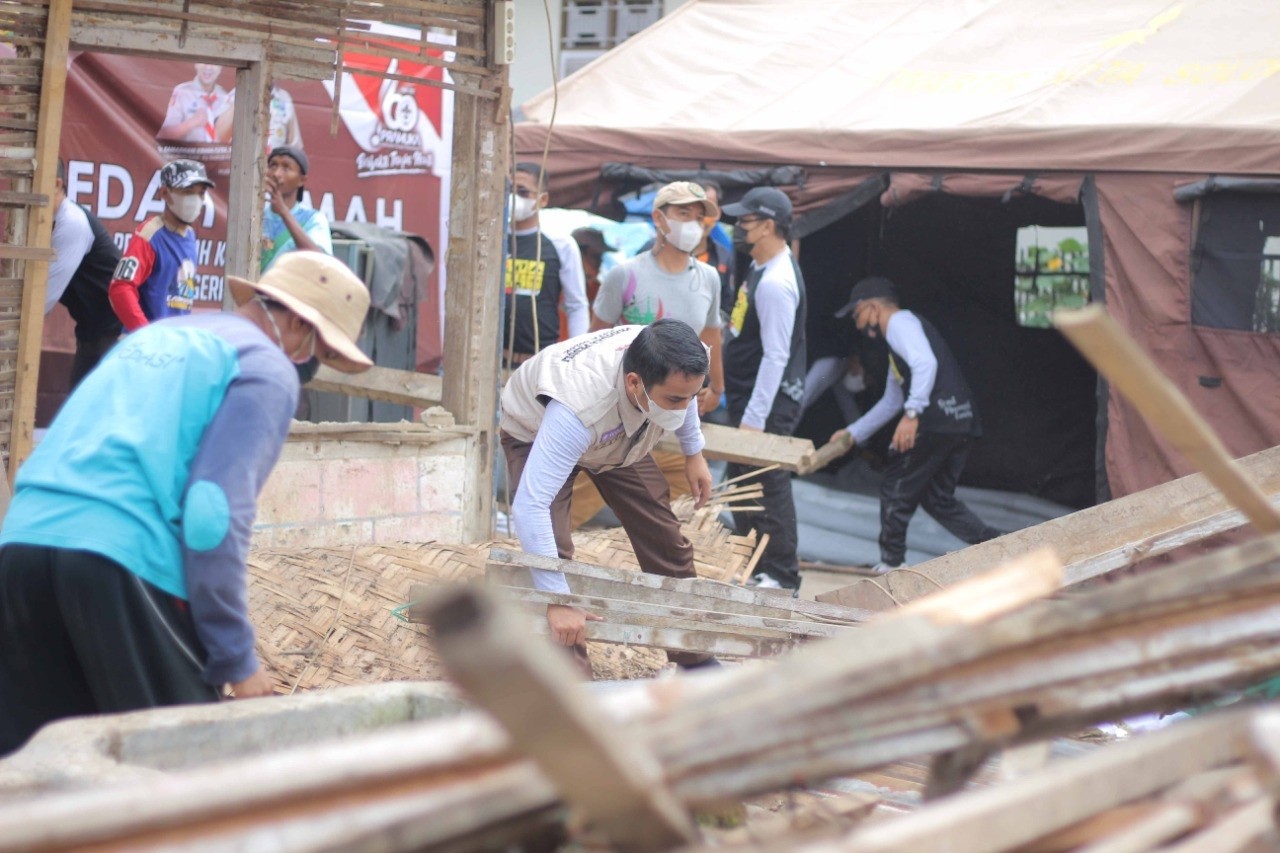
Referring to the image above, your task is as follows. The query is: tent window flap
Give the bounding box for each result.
[1191,192,1280,334]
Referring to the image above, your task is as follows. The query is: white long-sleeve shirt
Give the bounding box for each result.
[514,226,590,338]
[741,250,800,429]
[845,310,937,444]
[47,198,97,313]
[513,397,703,593]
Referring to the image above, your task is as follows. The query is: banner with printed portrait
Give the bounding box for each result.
[49,34,453,373]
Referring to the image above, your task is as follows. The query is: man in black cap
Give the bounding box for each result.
[720,187,807,591]
[261,145,332,272]
[109,159,213,330]
[826,276,1000,573]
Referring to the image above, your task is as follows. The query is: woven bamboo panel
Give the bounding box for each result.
[249,509,760,691]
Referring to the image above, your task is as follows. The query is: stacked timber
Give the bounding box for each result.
[7,535,1280,850]
[787,708,1280,852]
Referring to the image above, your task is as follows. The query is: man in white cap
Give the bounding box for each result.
[0,252,371,757]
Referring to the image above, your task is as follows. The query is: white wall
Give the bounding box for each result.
[511,0,689,112]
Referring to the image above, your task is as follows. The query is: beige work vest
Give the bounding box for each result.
[499,326,668,473]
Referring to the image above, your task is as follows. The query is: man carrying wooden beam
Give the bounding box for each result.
[499,319,717,676]
[826,277,1000,573]
[0,252,372,757]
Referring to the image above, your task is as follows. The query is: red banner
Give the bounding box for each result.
[49,47,452,364]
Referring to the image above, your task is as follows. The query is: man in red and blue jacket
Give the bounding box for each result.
[109,159,212,330]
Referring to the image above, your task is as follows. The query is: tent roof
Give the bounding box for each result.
[517,0,1280,207]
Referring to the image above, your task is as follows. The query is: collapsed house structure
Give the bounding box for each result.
[1,0,508,545]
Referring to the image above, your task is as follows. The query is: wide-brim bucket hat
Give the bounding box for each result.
[227,251,373,373]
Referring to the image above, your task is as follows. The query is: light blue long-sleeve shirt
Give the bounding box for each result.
[513,397,702,593]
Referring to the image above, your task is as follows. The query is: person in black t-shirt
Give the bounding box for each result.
[503,163,588,365]
[826,277,1000,573]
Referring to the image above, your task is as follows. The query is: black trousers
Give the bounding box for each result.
[0,545,219,757]
[69,331,120,390]
[879,432,1000,566]
[725,402,801,589]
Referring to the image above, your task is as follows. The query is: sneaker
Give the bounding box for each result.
[749,573,784,589]
[871,562,904,575]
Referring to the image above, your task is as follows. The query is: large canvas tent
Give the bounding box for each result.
[515,0,1280,503]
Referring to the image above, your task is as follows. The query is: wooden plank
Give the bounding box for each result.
[817,444,1280,610]
[481,585,849,640]
[827,711,1251,853]
[418,585,698,850]
[1158,798,1278,853]
[885,547,1062,627]
[221,59,269,299]
[10,0,71,482]
[658,422,814,471]
[1055,305,1280,534]
[1075,804,1203,853]
[0,191,48,207]
[441,28,507,542]
[306,363,444,409]
[69,20,265,64]
[0,245,53,261]
[487,548,872,624]
[804,430,854,475]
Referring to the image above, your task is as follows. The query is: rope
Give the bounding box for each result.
[890,567,947,593]
[841,576,905,607]
[288,545,358,695]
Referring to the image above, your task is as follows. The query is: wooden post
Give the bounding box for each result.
[10,0,73,482]
[441,28,508,542]
[420,585,699,851]
[222,60,270,303]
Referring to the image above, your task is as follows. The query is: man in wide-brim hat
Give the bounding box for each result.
[0,251,371,757]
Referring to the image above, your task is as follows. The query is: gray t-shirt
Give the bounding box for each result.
[593,250,722,332]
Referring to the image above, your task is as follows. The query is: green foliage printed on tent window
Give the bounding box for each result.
[1014,225,1090,328]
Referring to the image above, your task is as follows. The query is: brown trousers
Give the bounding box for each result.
[501,431,709,671]
[568,449,691,529]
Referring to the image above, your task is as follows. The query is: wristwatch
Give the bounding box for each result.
[904,408,919,420]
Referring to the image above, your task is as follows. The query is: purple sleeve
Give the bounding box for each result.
[182,353,297,685]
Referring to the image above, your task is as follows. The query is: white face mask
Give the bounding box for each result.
[660,214,703,254]
[511,194,537,222]
[633,384,688,431]
[168,192,204,225]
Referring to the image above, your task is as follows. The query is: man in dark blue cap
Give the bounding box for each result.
[826,276,1000,573]
[720,187,807,591]
[262,145,332,272]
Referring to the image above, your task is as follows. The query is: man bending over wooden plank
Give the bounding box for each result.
[499,320,717,677]
[0,252,372,757]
